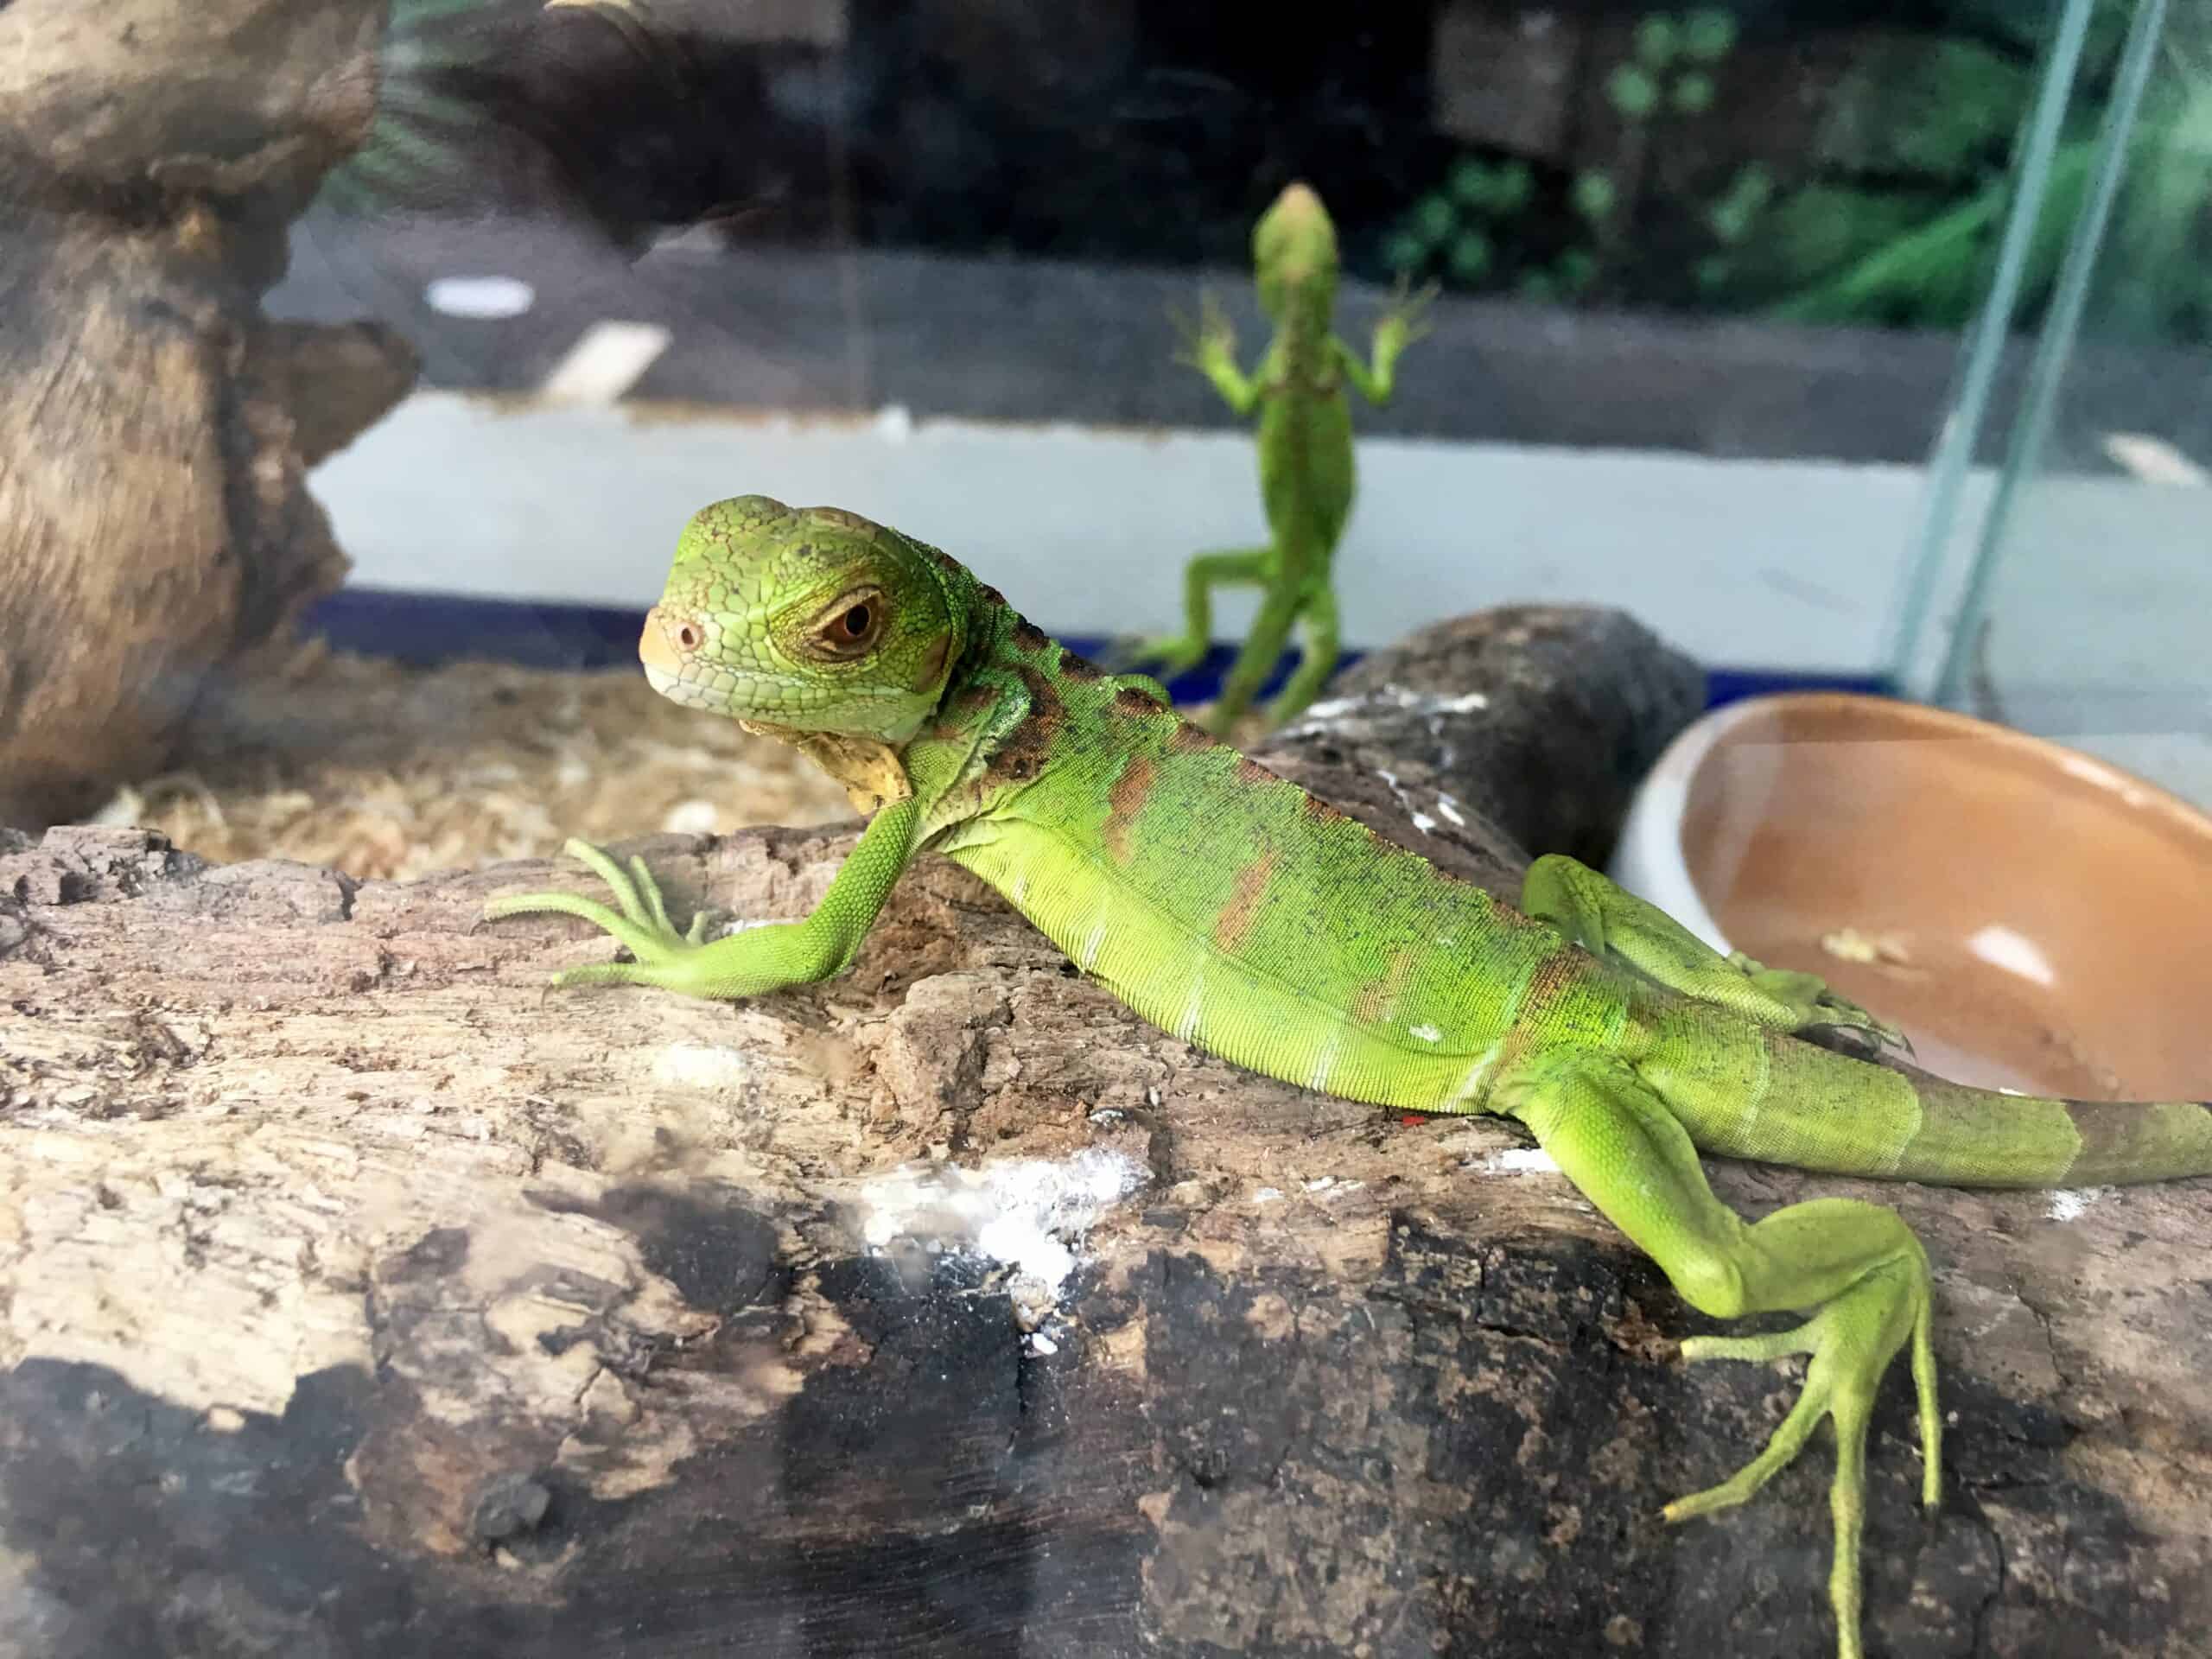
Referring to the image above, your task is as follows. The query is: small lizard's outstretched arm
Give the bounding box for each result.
[1500,1055,1939,1659]
[1174,291,1262,418]
[486,795,923,1000]
[1334,279,1435,405]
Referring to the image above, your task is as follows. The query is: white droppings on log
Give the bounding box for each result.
[2047,1186,2113,1223]
[854,1147,1147,1302]
[1472,1147,1562,1176]
[649,1042,757,1090]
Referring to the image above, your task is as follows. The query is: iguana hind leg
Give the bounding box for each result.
[1500,1055,1940,1659]
[1521,854,1908,1051]
[1263,582,1340,728]
[1121,546,1271,678]
[1205,577,1303,735]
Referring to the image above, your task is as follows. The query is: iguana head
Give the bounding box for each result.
[637,495,968,742]
[1252,181,1338,321]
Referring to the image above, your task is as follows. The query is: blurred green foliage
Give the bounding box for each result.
[1382,8,1742,307]
[1378,0,2211,344]
[338,0,2210,346]
[1777,12,2212,341]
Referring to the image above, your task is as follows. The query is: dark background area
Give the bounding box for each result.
[339,0,2113,319]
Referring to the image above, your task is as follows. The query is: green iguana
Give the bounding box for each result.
[486,494,2212,1659]
[1123,181,1432,734]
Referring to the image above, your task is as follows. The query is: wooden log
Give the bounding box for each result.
[0,0,415,830]
[0,609,2204,1657]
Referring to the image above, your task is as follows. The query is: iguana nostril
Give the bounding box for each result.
[639,607,693,671]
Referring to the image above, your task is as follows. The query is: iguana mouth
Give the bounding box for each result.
[641,661,908,720]
[641,662,797,712]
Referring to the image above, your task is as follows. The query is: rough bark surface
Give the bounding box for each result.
[1255,603,1709,888]
[1,611,2208,1659]
[0,0,414,832]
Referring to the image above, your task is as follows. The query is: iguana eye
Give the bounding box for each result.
[810,590,885,658]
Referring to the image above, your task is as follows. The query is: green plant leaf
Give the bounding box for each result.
[1706,162,1774,244]
[1683,9,1738,63]
[1607,64,1660,120]
[1572,170,1618,224]
[1447,228,1495,285]
[1555,249,1598,295]
[1770,140,2098,327]
[1635,16,1679,71]
[1448,158,1497,213]
[1673,72,1715,116]
[1382,231,1429,276]
[1752,185,1952,293]
[1815,38,2030,181]
[1414,194,1459,245]
[1495,160,1535,215]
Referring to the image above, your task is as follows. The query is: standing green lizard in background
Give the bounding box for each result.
[1124,181,1433,735]
[487,495,2212,1659]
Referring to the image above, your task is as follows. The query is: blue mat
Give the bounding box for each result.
[306,588,1895,713]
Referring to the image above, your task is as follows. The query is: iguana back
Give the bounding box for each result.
[927,611,1573,1109]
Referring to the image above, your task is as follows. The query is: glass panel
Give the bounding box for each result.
[1889,0,2212,806]
[1929,0,2202,804]
[276,0,2151,704]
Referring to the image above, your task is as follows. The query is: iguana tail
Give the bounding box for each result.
[1677,1027,2212,1189]
[1891,1064,2212,1187]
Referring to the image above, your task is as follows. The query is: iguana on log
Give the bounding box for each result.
[487,494,2212,1659]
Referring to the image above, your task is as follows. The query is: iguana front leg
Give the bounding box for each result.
[1499,1054,1939,1659]
[1334,277,1434,405]
[1174,289,1262,416]
[485,796,922,1000]
[1522,854,1909,1051]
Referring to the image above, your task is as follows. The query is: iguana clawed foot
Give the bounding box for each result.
[1726,950,1913,1055]
[1517,855,1912,1057]
[1666,1242,1940,1659]
[485,809,903,1003]
[1168,288,1239,379]
[1372,275,1439,364]
[484,838,717,992]
[1104,633,1207,681]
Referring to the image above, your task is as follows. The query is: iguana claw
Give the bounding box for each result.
[1168,289,1236,375]
[1667,1243,1941,1659]
[1727,950,1913,1054]
[1095,632,1205,683]
[483,837,700,993]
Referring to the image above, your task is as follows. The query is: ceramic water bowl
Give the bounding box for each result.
[1609,692,2212,1099]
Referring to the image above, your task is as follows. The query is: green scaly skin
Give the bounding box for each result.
[487,495,2212,1659]
[1128,181,1433,735]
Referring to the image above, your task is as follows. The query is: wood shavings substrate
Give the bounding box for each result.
[88,641,854,880]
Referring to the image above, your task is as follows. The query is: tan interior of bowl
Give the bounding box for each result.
[1678,694,2212,1100]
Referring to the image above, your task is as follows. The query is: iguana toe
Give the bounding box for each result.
[1729,953,1910,1053]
